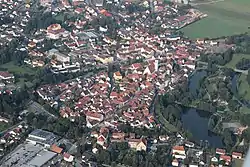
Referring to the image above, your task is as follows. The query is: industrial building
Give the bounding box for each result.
[26,129,60,148]
[2,143,57,167]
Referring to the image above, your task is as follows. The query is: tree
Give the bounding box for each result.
[26,112,35,124]
[223,129,235,150]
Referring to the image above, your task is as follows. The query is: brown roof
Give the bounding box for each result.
[172,146,185,151]
[50,144,63,154]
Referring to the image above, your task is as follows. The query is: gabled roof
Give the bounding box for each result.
[50,144,63,154]
[172,146,185,151]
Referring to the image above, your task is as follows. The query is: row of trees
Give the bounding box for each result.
[0,86,30,124]
[26,112,87,139]
[92,142,171,167]
[199,49,233,66]
[236,58,250,70]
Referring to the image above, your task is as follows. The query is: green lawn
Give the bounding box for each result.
[0,62,35,75]
[238,74,250,101]
[0,122,10,132]
[225,54,250,68]
[0,62,36,86]
[182,0,250,39]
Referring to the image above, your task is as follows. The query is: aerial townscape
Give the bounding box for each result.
[0,0,250,167]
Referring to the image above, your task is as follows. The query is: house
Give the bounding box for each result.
[28,41,36,48]
[172,146,185,155]
[113,71,123,81]
[0,117,9,123]
[172,159,179,167]
[46,24,65,39]
[94,54,113,64]
[50,144,63,154]
[91,131,99,138]
[216,148,226,155]
[127,138,147,151]
[143,64,155,75]
[112,132,125,139]
[220,155,231,165]
[63,153,74,162]
[86,112,104,122]
[53,52,70,63]
[172,146,186,159]
[232,152,243,159]
[189,164,199,167]
[97,135,106,146]
[211,156,218,162]
[0,71,14,83]
[185,141,194,148]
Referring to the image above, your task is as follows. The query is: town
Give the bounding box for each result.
[0,0,249,167]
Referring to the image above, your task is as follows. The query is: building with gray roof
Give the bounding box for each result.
[26,129,60,148]
[2,143,57,167]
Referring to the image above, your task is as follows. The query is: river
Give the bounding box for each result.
[182,69,224,148]
[188,70,207,96]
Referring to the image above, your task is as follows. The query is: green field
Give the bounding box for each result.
[0,62,36,86]
[0,122,9,132]
[0,62,35,75]
[238,74,250,101]
[182,0,250,39]
[225,54,250,68]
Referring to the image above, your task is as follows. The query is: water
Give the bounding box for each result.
[184,70,223,148]
[182,108,224,148]
[189,70,207,97]
[231,74,238,94]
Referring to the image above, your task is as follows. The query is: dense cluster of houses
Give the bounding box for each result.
[0,71,15,94]
[13,0,208,75]
[36,41,200,127]
[171,145,244,167]
[91,127,147,151]
[0,124,28,154]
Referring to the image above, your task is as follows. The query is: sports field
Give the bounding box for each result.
[181,0,250,39]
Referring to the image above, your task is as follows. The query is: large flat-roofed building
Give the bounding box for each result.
[76,30,99,42]
[2,143,57,167]
[91,0,104,7]
[26,129,60,148]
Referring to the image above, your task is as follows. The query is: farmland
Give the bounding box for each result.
[181,0,250,39]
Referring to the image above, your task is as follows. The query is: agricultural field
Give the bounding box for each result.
[181,0,250,39]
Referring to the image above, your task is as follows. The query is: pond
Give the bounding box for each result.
[185,69,223,148]
[182,108,224,148]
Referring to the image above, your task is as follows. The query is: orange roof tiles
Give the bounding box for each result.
[172,146,185,151]
[50,144,63,154]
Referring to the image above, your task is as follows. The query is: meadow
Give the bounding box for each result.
[181,0,250,39]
